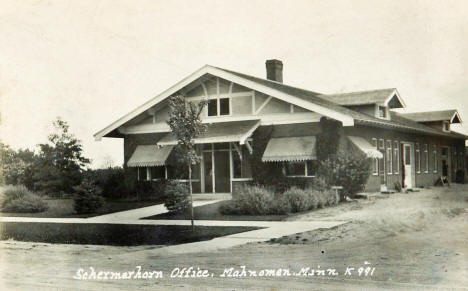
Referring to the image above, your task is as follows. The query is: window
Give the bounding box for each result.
[219,98,230,115]
[284,160,317,177]
[423,144,429,173]
[441,147,448,156]
[208,99,217,116]
[378,106,387,118]
[137,167,148,181]
[415,143,420,173]
[453,147,458,170]
[207,98,230,116]
[378,139,385,149]
[138,166,166,181]
[393,141,399,174]
[150,166,166,180]
[285,161,305,176]
[372,138,378,175]
[386,140,392,174]
[433,145,437,173]
[306,160,318,177]
[404,145,411,165]
[232,150,243,178]
[378,139,385,175]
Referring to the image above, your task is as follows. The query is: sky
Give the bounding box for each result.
[1,0,467,168]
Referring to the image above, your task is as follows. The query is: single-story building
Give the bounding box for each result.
[94,60,467,193]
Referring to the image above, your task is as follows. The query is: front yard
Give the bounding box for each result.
[143,200,287,221]
[0,198,163,218]
[1,185,467,290]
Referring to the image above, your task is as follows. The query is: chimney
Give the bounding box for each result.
[265,59,283,83]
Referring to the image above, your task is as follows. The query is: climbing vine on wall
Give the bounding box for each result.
[316,117,342,161]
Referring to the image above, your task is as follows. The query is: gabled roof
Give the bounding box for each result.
[94,65,467,141]
[400,110,462,123]
[94,65,354,140]
[323,88,405,108]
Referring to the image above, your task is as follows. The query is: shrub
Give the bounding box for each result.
[85,167,129,198]
[164,180,191,214]
[317,152,370,198]
[0,185,48,213]
[270,198,292,215]
[281,187,311,213]
[221,185,339,215]
[73,179,104,214]
[220,185,274,215]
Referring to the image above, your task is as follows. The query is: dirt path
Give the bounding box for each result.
[1,186,467,290]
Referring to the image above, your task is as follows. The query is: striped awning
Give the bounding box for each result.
[262,136,316,162]
[347,136,383,159]
[127,145,174,167]
[157,120,260,146]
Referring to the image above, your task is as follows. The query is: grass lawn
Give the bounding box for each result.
[0,221,260,246]
[0,198,164,218]
[143,200,287,221]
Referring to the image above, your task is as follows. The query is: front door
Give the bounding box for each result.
[402,143,413,188]
[201,145,231,193]
[214,151,230,192]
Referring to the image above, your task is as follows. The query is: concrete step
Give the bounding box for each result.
[192,193,232,201]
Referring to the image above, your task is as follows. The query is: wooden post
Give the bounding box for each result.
[189,163,194,229]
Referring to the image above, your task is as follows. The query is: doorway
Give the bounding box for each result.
[401,143,414,189]
[441,146,450,179]
[201,144,231,193]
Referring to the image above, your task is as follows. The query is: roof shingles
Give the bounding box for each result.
[215,66,466,139]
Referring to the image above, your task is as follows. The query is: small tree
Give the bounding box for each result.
[73,178,104,214]
[166,95,207,226]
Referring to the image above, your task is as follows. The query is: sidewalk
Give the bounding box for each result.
[86,199,222,222]
[0,199,347,254]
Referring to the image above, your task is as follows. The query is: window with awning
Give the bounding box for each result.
[127,145,174,167]
[347,136,383,159]
[157,120,260,146]
[262,136,316,162]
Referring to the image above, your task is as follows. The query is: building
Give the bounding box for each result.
[94,60,467,193]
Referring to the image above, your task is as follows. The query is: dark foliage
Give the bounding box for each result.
[220,184,338,215]
[316,117,342,161]
[73,179,104,214]
[164,180,191,214]
[317,152,370,198]
[33,118,90,196]
[249,126,289,192]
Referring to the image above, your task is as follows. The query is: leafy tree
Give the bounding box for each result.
[166,95,207,226]
[33,118,90,196]
[0,142,36,188]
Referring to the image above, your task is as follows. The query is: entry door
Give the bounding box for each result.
[203,152,213,193]
[214,151,230,193]
[402,143,413,188]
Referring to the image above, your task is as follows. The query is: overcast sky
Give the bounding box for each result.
[1,0,467,168]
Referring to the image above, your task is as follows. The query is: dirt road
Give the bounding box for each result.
[1,185,467,290]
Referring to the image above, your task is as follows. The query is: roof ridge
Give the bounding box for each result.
[323,88,396,96]
[401,109,457,114]
[211,65,322,95]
